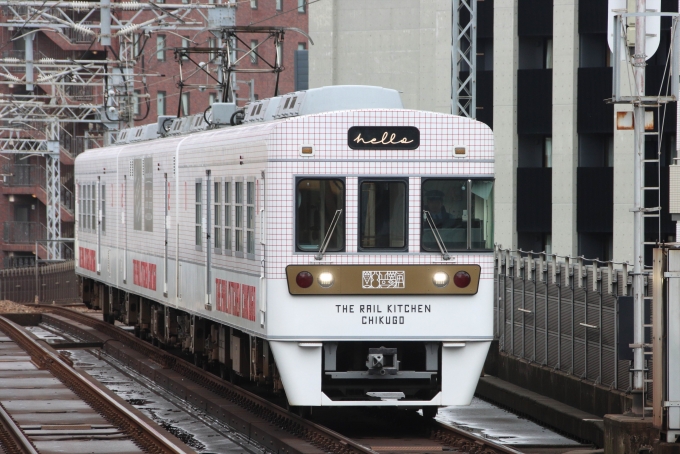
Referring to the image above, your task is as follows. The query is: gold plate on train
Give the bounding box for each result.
[285,265,480,296]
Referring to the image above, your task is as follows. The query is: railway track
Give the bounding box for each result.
[27,305,522,454]
[0,314,193,454]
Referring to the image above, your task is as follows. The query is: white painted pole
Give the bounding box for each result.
[632,0,647,416]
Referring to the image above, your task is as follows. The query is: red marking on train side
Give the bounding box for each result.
[216,278,256,321]
[133,260,156,291]
[79,247,96,272]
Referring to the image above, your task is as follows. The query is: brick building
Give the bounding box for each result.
[0,1,308,268]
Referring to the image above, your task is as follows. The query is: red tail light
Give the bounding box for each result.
[453,271,471,288]
[296,271,314,288]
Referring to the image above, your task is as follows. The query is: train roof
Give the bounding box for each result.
[111,86,404,146]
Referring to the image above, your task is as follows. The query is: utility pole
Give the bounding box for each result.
[632,0,647,416]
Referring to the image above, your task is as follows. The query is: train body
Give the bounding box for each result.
[75,86,495,410]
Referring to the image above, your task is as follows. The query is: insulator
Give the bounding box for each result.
[39,58,55,63]
[71,2,89,11]
[115,23,143,36]
[2,58,20,63]
[117,2,143,10]
[72,24,95,35]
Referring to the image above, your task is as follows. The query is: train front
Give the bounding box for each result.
[264,108,494,411]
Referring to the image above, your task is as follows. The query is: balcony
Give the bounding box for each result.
[4,256,35,269]
[2,164,75,221]
[3,222,47,244]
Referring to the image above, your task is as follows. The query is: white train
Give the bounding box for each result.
[75,86,495,415]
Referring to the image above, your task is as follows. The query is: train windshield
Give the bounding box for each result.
[296,179,345,252]
[421,179,494,251]
[359,180,407,250]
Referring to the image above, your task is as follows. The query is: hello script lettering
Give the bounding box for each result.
[347,126,420,150]
[353,132,414,146]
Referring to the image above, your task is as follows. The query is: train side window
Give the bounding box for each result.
[77,184,81,231]
[421,178,494,251]
[90,183,96,232]
[195,181,202,248]
[224,182,232,254]
[214,181,221,251]
[235,181,243,255]
[246,181,255,257]
[101,183,106,233]
[359,179,407,250]
[296,178,345,253]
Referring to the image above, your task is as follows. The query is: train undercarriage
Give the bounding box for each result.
[81,277,442,417]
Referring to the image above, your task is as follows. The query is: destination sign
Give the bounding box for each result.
[347,126,420,150]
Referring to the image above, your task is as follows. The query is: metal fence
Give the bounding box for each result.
[494,247,648,393]
[3,222,47,244]
[0,260,80,304]
[3,256,35,269]
[4,164,44,187]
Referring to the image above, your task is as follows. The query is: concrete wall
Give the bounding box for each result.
[308,0,451,113]
[551,0,579,256]
[493,0,519,250]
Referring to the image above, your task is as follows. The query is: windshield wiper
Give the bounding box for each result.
[315,209,343,260]
[423,210,450,261]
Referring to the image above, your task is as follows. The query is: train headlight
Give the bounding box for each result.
[296,271,314,288]
[432,272,449,288]
[318,272,334,288]
[453,271,471,288]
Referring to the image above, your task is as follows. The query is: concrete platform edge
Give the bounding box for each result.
[475,375,605,448]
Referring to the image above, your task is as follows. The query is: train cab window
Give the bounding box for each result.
[421,178,494,251]
[359,180,407,250]
[296,179,345,252]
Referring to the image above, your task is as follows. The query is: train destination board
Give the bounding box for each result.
[348,126,420,150]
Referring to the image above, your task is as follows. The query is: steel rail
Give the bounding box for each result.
[40,306,374,454]
[0,401,38,454]
[43,306,523,454]
[430,420,523,454]
[0,315,191,454]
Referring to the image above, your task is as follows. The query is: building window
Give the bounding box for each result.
[543,136,552,168]
[246,181,255,255]
[101,183,106,233]
[157,91,166,116]
[134,90,141,116]
[214,181,221,250]
[298,0,305,13]
[181,37,190,60]
[181,92,190,116]
[224,182,232,252]
[298,42,306,50]
[195,182,202,247]
[208,37,217,61]
[134,34,141,58]
[156,35,166,61]
[235,181,243,253]
[276,0,282,10]
[250,0,257,8]
[250,40,258,64]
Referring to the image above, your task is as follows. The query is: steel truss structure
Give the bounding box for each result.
[0,1,234,263]
[452,0,476,118]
